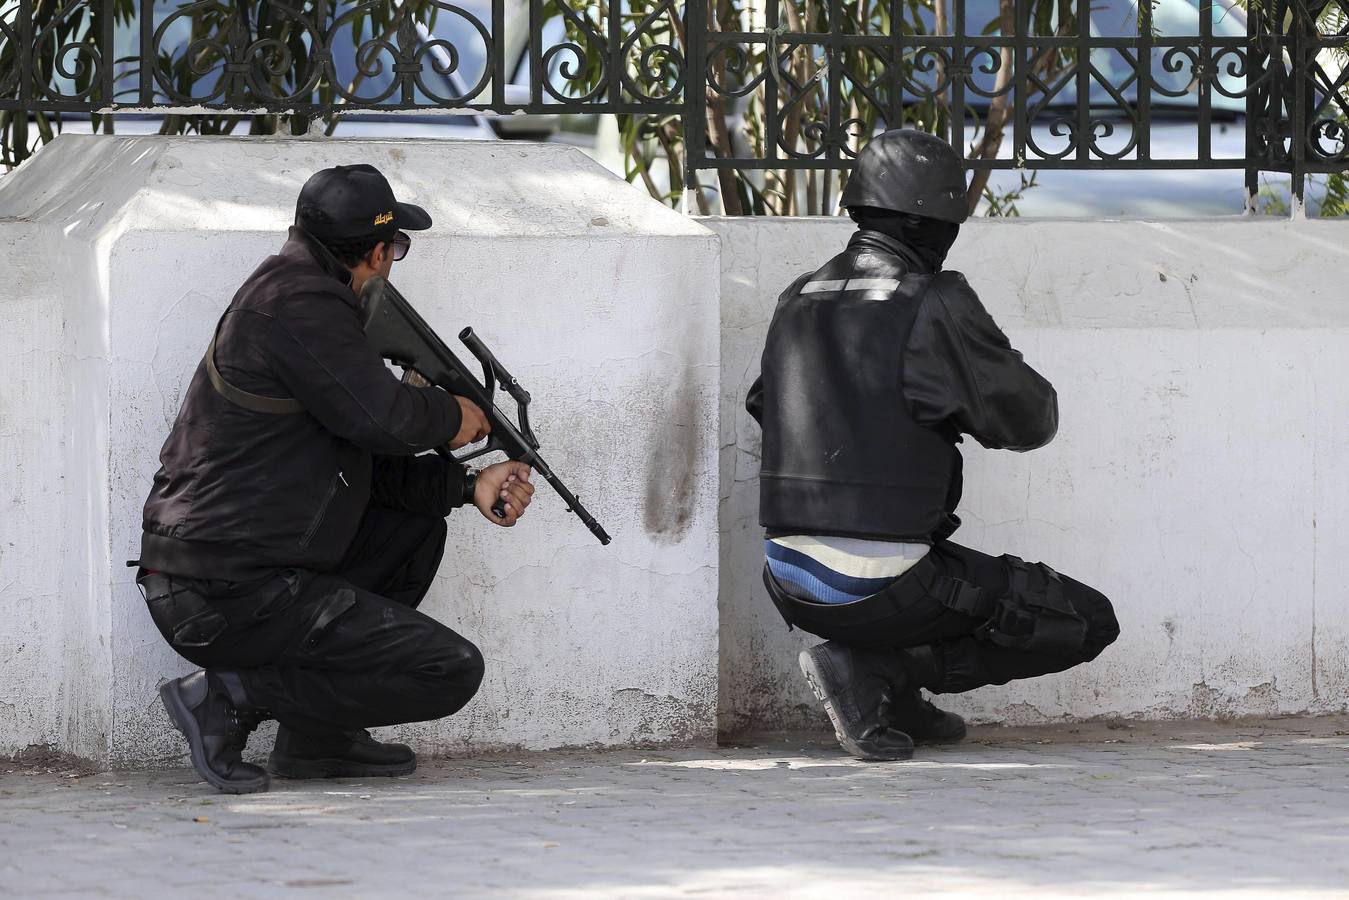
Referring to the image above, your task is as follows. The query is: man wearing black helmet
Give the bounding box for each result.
[746,130,1119,761]
[136,164,535,793]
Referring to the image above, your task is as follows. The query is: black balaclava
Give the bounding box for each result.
[850,207,961,272]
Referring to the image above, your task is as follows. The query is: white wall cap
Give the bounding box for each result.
[702,214,1349,330]
[0,134,713,240]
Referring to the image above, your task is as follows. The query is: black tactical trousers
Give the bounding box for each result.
[765,540,1119,694]
[141,506,484,734]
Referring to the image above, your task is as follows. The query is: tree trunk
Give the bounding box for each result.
[964,0,1016,212]
[703,0,744,214]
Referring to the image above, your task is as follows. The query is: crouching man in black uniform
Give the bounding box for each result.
[137,164,535,793]
[746,130,1119,761]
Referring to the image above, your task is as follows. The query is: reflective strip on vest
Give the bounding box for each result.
[800,277,900,295]
[800,279,847,294]
[845,278,901,292]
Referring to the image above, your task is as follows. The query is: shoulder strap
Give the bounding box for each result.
[204,311,304,415]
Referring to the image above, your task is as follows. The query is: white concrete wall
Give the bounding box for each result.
[0,135,721,766]
[710,216,1349,734]
[6,136,1347,763]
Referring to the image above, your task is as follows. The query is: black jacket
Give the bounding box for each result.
[141,228,467,580]
[746,229,1057,542]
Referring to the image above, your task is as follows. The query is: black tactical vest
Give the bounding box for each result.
[758,236,958,542]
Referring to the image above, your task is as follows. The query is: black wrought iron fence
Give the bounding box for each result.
[0,2,690,131]
[0,0,1346,210]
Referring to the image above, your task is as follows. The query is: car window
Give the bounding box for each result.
[909,0,1246,39]
[904,0,1246,116]
[323,17,481,124]
[409,1,493,99]
[512,16,577,99]
[1090,0,1247,114]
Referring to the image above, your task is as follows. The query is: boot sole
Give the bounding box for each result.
[267,754,417,780]
[159,681,270,795]
[799,649,913,762]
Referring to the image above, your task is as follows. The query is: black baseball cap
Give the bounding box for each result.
[295,163,432,241]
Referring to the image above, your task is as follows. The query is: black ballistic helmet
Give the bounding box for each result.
[295,164,433,241]
[840,129,969,224]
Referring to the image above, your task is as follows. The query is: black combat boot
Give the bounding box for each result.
[159,670,270,794]
[799,641,914,761]
[885,690,967,744]
[885,645,967,744]
[268,726,417,779]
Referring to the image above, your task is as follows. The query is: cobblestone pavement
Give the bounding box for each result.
[3,716,1348,898]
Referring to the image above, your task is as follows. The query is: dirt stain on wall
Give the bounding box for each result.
[643,376,699,543]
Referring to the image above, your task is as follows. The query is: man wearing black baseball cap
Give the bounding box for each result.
[298,162,433,242]
[135,163,535,793]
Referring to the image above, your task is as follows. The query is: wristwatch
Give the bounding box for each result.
[461,468,478,507]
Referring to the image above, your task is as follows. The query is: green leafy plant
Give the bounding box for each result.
[1239,0,1349,216]
[1,0,131,166]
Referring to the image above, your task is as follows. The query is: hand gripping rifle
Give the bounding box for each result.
[359,275,611,546]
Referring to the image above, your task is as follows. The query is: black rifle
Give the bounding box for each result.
[359,275,611,546]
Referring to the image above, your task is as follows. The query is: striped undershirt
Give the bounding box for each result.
[766,535,930,605]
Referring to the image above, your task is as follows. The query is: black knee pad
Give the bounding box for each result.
[978,556,1090,656]
[1072,582,1120,654]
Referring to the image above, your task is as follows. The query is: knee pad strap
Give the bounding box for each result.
[977,556,1089,655]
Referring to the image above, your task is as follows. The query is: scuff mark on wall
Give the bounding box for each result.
[643,376,699,543]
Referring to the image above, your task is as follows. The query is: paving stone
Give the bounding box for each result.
[3,717,1348,897]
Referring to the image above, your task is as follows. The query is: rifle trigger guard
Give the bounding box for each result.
[454,431,507,463]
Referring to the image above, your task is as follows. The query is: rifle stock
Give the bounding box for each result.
[359,275,611,546]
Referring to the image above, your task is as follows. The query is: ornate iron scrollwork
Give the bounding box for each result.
[0,0,1345,195]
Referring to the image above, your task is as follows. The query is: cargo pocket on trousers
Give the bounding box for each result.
[171,607,230,648]
[246,569,302,623]
[979,556,1088,655]
[142,582,229,650]
[296,587,359,657]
